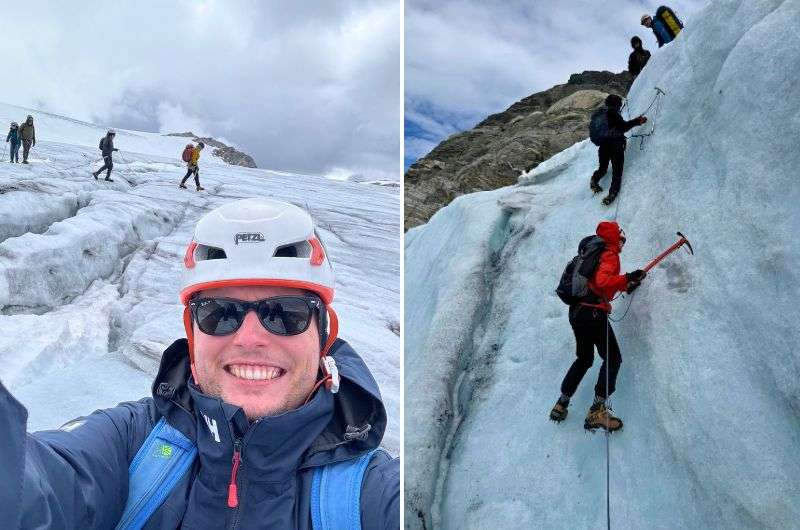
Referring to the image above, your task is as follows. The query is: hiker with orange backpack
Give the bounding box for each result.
[551,221,646,432]
[179,141,204,191]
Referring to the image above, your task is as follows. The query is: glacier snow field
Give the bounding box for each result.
[0,101,400,455]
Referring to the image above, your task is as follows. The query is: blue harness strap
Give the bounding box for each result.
[115,417,197,530]
[311,449,380,530]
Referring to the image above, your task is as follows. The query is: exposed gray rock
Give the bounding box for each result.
[404,70,633,230]
[166,132,257,168]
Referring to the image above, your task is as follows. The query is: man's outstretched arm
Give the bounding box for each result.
[0,380,147,530]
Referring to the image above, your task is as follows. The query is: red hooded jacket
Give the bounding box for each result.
[586,221,629,312]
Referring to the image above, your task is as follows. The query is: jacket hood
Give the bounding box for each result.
[604,94,623,110]
[596,221,622,248]
[151,337,387,467]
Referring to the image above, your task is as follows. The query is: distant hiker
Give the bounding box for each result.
[628,36,651,77]
[180,141,204,191]
[92,129,118,181]
[6,122,21,163]
[588,94,647,206]
[18,115,35,164]
[551,221,647,432]
[641,6,683,48]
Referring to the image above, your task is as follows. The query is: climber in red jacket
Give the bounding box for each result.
[550,221,646,432]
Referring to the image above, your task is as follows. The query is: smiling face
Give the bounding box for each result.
[191,285,321,420]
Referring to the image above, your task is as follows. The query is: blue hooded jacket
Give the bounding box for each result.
[0,338,399,529]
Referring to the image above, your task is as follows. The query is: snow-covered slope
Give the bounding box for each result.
[0,102,400,454]
[405,0,800,528]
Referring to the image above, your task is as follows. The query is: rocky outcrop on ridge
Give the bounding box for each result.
[405,70,634,230]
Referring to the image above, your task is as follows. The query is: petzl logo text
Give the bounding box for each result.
[235,232,265,245]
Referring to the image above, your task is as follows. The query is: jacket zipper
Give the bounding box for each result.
[228,439,243,508]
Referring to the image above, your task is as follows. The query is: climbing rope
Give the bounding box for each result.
[600,87,668,530]
[32,152,100,173]
[608,292,636,323]
[58,155,101,171]
[628,87,666,151]
[605,313,611,530]
[115,151,138,182]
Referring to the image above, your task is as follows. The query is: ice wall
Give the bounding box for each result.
[405,0,800,527]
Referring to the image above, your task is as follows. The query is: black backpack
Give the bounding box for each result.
[556,235,606,305]
[589,107,610,146]
[99,137,105,151]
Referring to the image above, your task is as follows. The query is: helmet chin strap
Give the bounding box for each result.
[183,306,199,384]
[304,306,340,404]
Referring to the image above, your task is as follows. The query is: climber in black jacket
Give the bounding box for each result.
[589,94,647,206]
[628,36,651,77]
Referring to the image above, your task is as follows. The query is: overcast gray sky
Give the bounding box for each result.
[405,0,707,167]
[2,0,400,180]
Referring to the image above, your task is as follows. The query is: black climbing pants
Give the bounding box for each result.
[95,155,113,178]
[590,141,625,196]
[181,165,200,187]
[560,305,622,399]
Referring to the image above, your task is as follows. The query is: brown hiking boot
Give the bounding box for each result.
[584,403,623,432]
[549,401,568,422]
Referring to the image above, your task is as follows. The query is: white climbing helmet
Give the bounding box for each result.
[180,198,340,391]
[107,128,116,135]
[180,198,335,305]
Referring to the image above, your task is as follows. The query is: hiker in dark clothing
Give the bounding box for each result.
[641,6,684,48]
[18,115,35,163]
[550,221,647,432]
[180,141,204,191]
[6,122,21,163]
[92,129,118,181]
[589,94,647,206]
[628,36,651,77]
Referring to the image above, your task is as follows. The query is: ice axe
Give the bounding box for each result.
[643,231,693,273]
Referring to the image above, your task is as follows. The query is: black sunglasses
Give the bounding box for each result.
[189,296,321,337]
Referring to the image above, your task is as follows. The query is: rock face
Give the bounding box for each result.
[166,132,258,168]
[404,70,633,230]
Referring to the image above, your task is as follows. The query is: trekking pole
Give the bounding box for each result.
[643,231,694,273]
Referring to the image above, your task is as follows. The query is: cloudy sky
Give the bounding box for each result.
[2,0,400,180]
[405,0,707,168]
